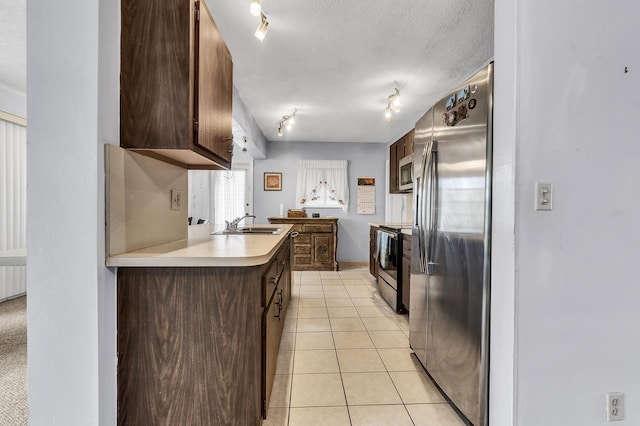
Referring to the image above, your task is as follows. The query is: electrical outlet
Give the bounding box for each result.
[171,189,181,211]
[606,392,624,421]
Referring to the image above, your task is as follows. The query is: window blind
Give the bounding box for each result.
[0,118,27,300]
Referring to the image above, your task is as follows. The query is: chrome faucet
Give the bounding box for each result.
[225,214,256,231]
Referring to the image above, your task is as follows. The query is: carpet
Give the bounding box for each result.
[0,296,27,425]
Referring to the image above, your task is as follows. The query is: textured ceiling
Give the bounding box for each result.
[0,0,494,145]
[210,0,494,143]
[0,0,26,93]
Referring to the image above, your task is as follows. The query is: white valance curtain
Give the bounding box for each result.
[296,160,349,211]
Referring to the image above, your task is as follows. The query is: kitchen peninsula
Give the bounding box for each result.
[108,225,293,425]
[107,145,293,425]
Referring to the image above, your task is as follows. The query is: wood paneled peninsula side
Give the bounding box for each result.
[108,224,293,426]
[268,217,338,271]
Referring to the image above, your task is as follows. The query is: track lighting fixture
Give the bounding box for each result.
[384,87,401,121]
[389,88,400,112]
[254,13,269,41]
[249,0,262,16]
[278,109,297,136]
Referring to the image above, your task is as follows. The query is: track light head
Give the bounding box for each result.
[388,88,400,112]
[392,88,400,107]
[254,13,269,41]
[384,87,400,121]
[277,108,298,135]
[385,105,392,122]
[249,0,262,16]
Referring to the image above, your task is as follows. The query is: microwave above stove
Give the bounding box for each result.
[398,155,413,191]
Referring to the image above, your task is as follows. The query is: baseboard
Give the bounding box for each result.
[0,292,26,303]
[338,261,368,268]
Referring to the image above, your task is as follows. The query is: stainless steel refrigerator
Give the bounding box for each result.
[410,63,493,426]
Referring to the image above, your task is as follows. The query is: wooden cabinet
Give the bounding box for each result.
[404,128,415,156]
[262,242,291,418]
[268,218,338,271]
[402,233,411,312]
[121,0,233,170]
[369,226,378,277]
[389,129,415,193]
[116,238,291,426]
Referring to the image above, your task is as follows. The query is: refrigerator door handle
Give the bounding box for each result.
[426,140,438,275]
[417,144,430,273]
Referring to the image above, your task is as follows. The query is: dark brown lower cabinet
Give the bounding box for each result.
[369,226,378,277]
[262,242,290,418]
[117,242,291,426]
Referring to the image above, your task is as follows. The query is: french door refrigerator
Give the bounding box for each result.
[410,63,493,426]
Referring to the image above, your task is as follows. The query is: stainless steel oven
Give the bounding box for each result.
[376,226,403,312]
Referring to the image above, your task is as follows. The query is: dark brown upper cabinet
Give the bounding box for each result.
[121,0,233,170]
[389,129,415,193]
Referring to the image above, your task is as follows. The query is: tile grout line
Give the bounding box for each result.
[323,274,354,426]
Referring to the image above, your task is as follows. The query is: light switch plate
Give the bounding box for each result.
[171,189,181,211]
[535,181,553,211]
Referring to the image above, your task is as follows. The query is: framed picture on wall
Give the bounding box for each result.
[264,172,282,191]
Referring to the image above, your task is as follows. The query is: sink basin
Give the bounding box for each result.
[212,227,284,235]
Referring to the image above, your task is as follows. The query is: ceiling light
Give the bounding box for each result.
[277,109,297,135]
[388,88,400,113]
[254,13,269,41]
[384,87,400,121]
[249,0,262,16]
[385,105,392,122]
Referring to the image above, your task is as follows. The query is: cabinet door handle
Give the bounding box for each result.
[274,301,282,320]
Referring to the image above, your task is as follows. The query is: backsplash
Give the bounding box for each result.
[105,144,188,257]
[386,192,413,224]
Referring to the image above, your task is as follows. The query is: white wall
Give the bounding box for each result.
[493,0,640,424]
[489,0,517,424]
[188,170,211,223]
[27,0,118,423]
[254,141,387,263]
[232,86,268,159]
[0,85,26,118]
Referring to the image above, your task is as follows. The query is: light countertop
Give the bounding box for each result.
[0,248,27,266]
[106,224,293,268]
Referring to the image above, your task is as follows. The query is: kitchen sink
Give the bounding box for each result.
[212,227,284,235]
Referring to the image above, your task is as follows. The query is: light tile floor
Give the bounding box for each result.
[263,267,466,426]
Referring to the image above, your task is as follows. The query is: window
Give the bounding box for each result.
[188,162,253,226]
[296,160,349,211]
